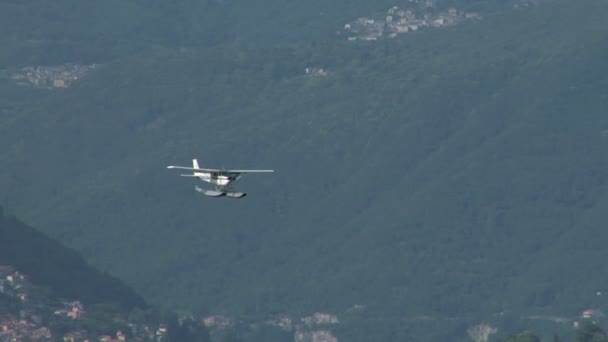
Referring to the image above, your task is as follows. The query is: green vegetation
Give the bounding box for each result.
[505,331,541,342]
[576,321,608,342]
[0,206,145,308]
[0,207,212,341]
[0,293,20,316]
[504,321,608,342]
[2,0,608,340]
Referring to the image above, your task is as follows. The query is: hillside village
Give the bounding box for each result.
[202,311,340,342]
[2,263,605,341]
[1,264,343,342]
[8,64,98,89]
[0,265,168,341]
[1,265,53,341]
[201,305,607,342]
[342,0,542,41]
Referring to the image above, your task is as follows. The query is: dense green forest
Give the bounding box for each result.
[2,0,608,340]
[0,206,145,308]
[505,321,608,342]
[0,207,214,341]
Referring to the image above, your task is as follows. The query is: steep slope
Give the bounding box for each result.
[0,206,216,341]
[0,206,146,308]
[0,0,397,67]
[0,0,531,67]
[1,0,608,340]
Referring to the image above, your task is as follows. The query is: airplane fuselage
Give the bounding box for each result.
[194,172,235,187]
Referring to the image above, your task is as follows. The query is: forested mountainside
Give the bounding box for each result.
[0,206,144,308]
[0,0,536,66]
[0,207,214,341]
[2,0,608,340]
[0,0,396,65]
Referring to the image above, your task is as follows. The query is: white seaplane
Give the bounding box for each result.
[167,158,274,198]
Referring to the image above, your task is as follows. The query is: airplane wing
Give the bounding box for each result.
[166,165,222,172]
[224,169,274,173]
[167,166,274,174]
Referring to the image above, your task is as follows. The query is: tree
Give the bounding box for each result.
[505,331,541,342]
[577,320,608,342]
[167,316,211,342]
[468,323,497,342]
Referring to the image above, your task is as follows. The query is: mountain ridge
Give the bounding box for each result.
[0,205,146,308]
[2,0,608,340]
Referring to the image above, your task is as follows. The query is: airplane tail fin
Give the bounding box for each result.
[192,158,200,169]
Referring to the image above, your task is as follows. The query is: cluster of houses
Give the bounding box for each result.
[202,315,234,329]
[342,0,544,41]
[343,2,481,41]
[166,308,607,342]
[305,67,330,77]
[9,64,98,88]
[54,300,86,320]
[263,312,339,331]
[202,312,340,341]
[60,323,166,342]
[0,265,49,340]
[0,265,175,341]
[259,312,340,342]
[467,308,606,342]
[61,330,129,342]
[0,265,29,301]
[0,318,52,341]
[295,313,339,342]
[294,330,338,342]
[7,258,601,342]
[301,312,340,327]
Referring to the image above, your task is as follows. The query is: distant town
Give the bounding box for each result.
[1,264,342,342]
[2,264,604,341]
[0,265,166,341]
[8,64,99,89]
[341,0,541,41]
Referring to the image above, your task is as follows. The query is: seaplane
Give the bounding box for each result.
[167,159,274,198]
